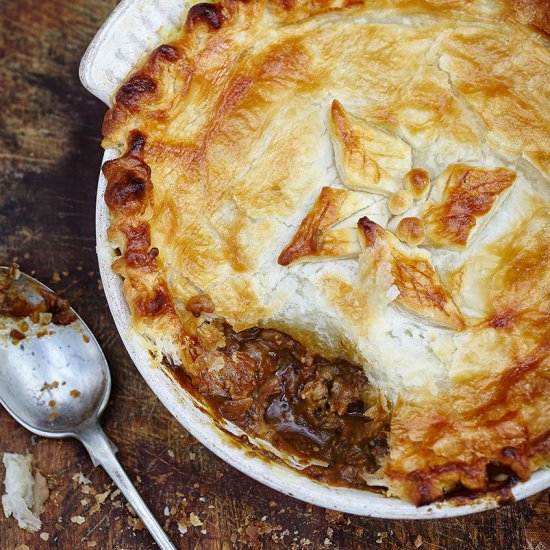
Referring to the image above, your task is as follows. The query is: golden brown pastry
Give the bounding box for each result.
[101,0,550,506]
[388,190,413,216]
[357,217,464,330]
[278,187,388,265]
[395,217,425,246]
[403,168,430,200]
[329,100,411,196]
[422,165,517,250]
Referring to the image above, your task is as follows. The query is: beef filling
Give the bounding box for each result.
[172,323,389,488]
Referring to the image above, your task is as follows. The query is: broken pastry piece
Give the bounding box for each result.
[329,100,411,196]
[357,217,465,330]
[278,187,387,265]
[422,165,516,250]
[2,452,49,532]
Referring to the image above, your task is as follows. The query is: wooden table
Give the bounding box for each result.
[0,1,548,548]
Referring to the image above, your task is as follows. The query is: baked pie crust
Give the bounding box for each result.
[101,0,550,505]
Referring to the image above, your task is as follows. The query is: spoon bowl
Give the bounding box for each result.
[0,267,175,550]
[0,268,110,437]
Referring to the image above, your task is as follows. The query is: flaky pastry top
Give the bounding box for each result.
[101,0,550,505]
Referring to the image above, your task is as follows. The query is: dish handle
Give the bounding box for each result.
[79,0,189,105]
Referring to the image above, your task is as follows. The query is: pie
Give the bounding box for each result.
[100,0,550,506]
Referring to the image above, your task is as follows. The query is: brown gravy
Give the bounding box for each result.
[167,322,389,488]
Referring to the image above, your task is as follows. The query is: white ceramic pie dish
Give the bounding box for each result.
[80,0,550,518]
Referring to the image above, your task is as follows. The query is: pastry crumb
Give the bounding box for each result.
[72,472,92,485]
[189,512,202,526]
[94,490,110,504]
[70,515,86,525]
[128,516,145,530]
[177,519,188,535]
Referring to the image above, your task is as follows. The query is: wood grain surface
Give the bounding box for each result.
[0,1,548,548]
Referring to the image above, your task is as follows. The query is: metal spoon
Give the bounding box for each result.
[0,267,175,550]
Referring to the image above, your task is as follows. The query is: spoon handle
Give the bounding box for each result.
[77,423,176,550]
